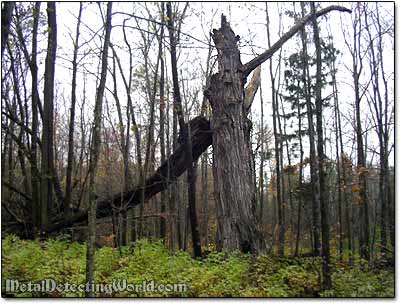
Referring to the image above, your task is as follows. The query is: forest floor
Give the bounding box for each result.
[1,235,394,298]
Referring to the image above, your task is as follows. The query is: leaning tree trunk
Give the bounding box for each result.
[205,16,265,254]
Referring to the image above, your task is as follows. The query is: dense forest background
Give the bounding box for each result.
[1,1,394,297]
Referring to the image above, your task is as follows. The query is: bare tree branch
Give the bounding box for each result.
[242,5,351,77]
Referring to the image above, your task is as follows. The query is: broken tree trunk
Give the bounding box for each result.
[205,15,266,254]
[48,116,212,232]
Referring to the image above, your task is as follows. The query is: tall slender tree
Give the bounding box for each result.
[65,2,83,213]
[85,2,112,297]
[167,2,202,258]
[40,2,57,234]
[311,2,331,289]
[266,3,284,256]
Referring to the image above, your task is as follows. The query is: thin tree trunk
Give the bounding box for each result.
[266,3,284,257]
[166,68,177,251]
[353,3,370,261]
[40,2,57,234]
[280,94,294,254]
[294,86,304,257]
[85,2,112,297]
[332,54,343,261]
[301,2,321,256]
[30,2,41,236]
[259,83,265,222]
[110,54,128,246]
[167,2,202,258]
[159,5,167,239]
[65,3,82,213]
[311,3,331,289]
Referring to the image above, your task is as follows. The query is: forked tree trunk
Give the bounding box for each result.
[205,15,266,254]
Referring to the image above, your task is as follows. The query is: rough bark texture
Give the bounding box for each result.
[205,15,266,254]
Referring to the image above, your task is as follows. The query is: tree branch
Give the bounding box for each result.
[242,5,351,77]
[244,65,262,112]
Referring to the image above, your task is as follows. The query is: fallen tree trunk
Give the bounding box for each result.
[48,116,212,232]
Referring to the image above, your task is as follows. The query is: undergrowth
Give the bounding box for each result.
[1,235,394,297]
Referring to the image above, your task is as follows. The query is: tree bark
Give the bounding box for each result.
[204,15,266,254]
